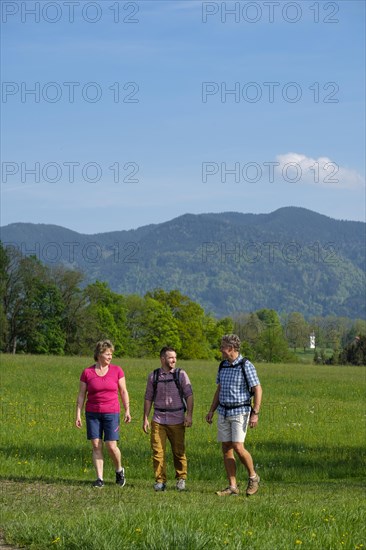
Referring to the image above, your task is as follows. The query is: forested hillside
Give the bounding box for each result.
[1,207,365,318]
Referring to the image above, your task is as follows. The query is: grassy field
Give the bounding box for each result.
[0,354,365,549]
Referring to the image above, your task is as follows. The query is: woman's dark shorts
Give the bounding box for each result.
[85,412,120,441]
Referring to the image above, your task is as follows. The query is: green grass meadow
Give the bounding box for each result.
[0,355,365,549]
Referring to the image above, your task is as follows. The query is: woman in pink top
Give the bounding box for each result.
[75,339,131,488]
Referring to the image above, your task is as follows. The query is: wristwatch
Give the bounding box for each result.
[251,409,259,415]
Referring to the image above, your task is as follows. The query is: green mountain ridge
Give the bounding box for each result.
[1,207,365,318]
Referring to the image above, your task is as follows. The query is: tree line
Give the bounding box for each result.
[0,243,365,363]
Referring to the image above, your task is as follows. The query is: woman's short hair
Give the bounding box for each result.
[221,334,241,351]
[94,339,114,361]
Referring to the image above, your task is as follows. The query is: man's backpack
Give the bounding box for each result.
[218,357,254,398]
[152,368,187,413]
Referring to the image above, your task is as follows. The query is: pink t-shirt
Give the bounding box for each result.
[80,364,124,413]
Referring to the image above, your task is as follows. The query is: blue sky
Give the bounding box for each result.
[1,0,365,234]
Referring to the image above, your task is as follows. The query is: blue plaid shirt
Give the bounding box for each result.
[216,355,260,417]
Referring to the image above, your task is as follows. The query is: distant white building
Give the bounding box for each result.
[309,332,316,349]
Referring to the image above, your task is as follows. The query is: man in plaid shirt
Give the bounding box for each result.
[143,347,194,492]
[206,334,262,496]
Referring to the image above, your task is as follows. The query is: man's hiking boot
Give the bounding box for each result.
[116,468,126,487]
[154,482,166,492]
[216,486,239,496]
[246,474,260,496]
[92,478,104,488]
[176,479,186,491]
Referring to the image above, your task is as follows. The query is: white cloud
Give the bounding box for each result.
[275,152,364,189]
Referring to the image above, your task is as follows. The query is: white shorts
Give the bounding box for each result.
[217,413,250,443]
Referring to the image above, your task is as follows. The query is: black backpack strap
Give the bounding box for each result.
[152,368,160,403]
[173,368,187,412]
[218,360,225,371]
[239,357,254,397]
